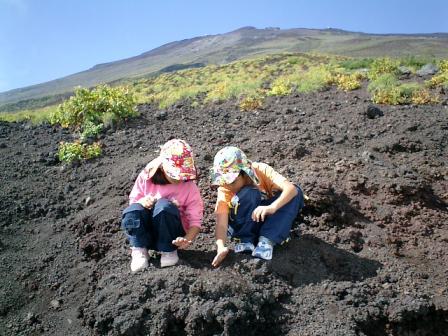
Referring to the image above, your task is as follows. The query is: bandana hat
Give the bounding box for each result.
[160,139,197,181]
[210,146,258,186]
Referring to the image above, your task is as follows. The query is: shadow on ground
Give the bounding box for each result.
[269,234,382,287]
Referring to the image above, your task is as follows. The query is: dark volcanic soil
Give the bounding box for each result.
[1,85,448,336]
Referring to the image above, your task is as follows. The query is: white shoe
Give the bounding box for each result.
[252,236,274,260]
[160,250,179,268]
[130,247,149,273]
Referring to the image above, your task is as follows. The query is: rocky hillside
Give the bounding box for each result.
[0,80,447,335]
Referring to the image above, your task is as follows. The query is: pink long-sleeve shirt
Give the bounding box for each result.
[129,160,203,232]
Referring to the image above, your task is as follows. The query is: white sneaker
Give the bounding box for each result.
[252,236,274,260]
[160,250,179,268]
[130,247,149,273]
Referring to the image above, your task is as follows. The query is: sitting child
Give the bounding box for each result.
[121,139,203,272]
[210,146,304,267]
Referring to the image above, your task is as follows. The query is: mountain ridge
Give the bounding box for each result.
[1,26,448,108]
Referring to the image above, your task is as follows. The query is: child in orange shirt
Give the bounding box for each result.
[210,146,304,267]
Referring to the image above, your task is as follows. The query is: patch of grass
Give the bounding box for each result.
[294,65,334,93]
[399,55,436,71]
[206,80,263,103]
[368,75,438,105]
[0,105,57,124]
[339,58,374,70]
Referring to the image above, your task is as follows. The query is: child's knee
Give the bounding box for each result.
[152,198,179,217]
[122,205,145,234]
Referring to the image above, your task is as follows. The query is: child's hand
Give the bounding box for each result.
[251,205,276,222]
[170,198,180,208]
[138,195,157,209]
[172,237,192,249]
[212,245,229,267]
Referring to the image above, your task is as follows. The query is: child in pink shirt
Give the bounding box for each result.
[122,139,203,272]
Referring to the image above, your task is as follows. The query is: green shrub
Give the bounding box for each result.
[50,84,137,129]
[368,57,400,80]
[268,77,292,96]
[50,85,135,164]
[287,56,309,65]
[340,58,374,70]
[295,66,333,93]
[335,73,363,91]
[239,95,264,111]
[426,60,448,89]
[400,55,435,70]
[368,74,401,104]
[439,59,448,72]
[368,73,399,93]
[58,141,102,163]
[80,121,103,142]
[426,72,448,89]
[411,88,439,105]
[368,76,437,105]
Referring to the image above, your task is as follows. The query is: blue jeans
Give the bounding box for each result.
[228,185,304,245]
[121,198,185,252]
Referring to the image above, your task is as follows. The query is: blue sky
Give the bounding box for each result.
[0,0,447,93]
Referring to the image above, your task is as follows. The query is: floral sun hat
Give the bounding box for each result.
[210,146,258,186]
[159,139,197,181]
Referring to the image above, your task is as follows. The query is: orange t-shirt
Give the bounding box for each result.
[214,162,287,214]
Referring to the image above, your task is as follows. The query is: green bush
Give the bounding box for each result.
[335,73,363,91]
[368,73,399,93]
[400,55,435,70]
[50,84,137,130]
[340,58,374,70]
[368,74,401,104]
[239,95,264,111]
[295,66,333,93]
[58,141,102,163]
[368,58,400,80]
[368,76,436,105]
[50,84,134,164]
[80,121,103,142]
[268,77,292,96]
[426,59,448,89]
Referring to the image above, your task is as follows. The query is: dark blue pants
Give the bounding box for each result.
[228,185,304,245]
[121,198,185,252]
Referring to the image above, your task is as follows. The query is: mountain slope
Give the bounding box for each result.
[1,26,448,107]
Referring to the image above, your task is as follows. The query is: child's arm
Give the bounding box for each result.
[212,213,230,267]
[129,171,146,204]
[173,183,203,249]
[251,179,298,222]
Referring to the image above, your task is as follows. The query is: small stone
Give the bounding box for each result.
[85,197,93,206]
[155,110,167,120]
[366,105,384,119]
[50,299,61,309]
[362,151,374,162]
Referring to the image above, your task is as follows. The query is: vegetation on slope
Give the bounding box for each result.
[1,53,446,127]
